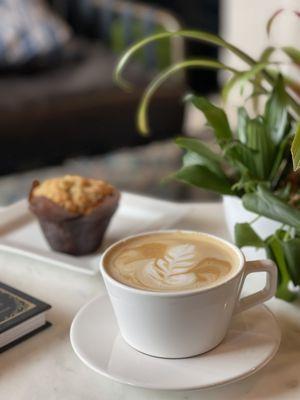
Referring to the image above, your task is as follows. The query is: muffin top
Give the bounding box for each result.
[32,175,116,214]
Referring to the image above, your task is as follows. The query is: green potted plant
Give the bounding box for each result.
[115,10,300,301]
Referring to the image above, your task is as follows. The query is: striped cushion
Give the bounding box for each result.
[57,0,172,71]
[0,0,72,66]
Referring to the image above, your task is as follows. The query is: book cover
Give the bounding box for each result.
[0,281,51,351]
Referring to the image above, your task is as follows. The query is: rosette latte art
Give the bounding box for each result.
[105,232,237,292]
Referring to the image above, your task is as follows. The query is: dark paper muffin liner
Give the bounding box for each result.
[29,181,120,256]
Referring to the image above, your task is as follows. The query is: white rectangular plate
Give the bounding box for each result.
[0,192,188,275]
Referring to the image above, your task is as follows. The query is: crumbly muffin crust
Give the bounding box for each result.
[32,175,115,214]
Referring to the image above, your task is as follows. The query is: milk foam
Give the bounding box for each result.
[105,232,237,292]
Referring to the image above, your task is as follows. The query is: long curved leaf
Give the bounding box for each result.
[136,59,234,135]
[260,46,276,62]
[114,29,255,89]
[266,9,283,36]
[174,164,233,195]
[115,29,300,118]
[250,47,276,111]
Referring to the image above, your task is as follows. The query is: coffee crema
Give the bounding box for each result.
[104,232,239,292]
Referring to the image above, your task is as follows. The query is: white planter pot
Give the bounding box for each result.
[223,195,281,260]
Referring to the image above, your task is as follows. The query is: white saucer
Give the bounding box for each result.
[70,295,281,391]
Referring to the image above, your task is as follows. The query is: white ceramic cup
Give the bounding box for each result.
[100,230,277,359]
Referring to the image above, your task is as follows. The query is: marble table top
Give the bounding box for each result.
[1,201,300,400]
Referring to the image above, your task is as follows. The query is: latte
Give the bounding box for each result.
[104,231,239,292]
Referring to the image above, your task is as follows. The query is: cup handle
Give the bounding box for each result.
[234,259,278,314]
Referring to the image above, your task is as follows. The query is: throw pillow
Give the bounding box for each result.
[0,0,72,68]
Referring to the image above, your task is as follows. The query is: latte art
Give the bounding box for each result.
[105,232,238,292]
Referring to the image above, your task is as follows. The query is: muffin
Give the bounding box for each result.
[29,175,120,255]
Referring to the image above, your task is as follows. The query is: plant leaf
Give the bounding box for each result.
[222,63,268,103]
[182,151,225,178]
[245,117,274,179]
[248,47,276,111]
[260,46,276,62]
[176,137,225,177]
[114,29,300,123]
[182,151,203,167]
[264,69,300,116]
[185,95,232,143]
[223,141,258,177]
[234,223,265,248]
[266,234,296,302]
[114,29,255,90]
[284,76,300,97]
[242,186,300,231]
[276,183,292,202]
[282,237,300,286]
[282,46,300,65]
[182,151,203,165]
[174,164,233,195]
[237,107,249,144]
[221,73,243,103]
[136,59,234,135]
[266,9,284,36]
[269,133,291,182]
[291,122,300,170]
[264,75,288,145]
[175,137,222,162]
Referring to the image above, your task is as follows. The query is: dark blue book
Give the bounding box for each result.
[0,282,51,352]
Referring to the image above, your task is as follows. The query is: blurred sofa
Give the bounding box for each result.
[0,0,185,174]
